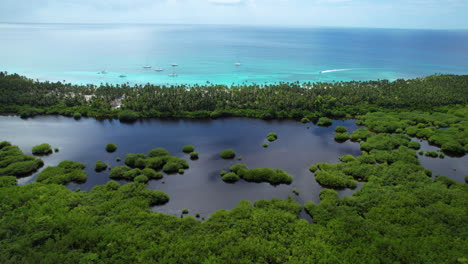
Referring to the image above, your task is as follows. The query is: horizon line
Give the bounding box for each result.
[1,22,467,31]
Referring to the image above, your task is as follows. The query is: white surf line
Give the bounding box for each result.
[319,68,355,74]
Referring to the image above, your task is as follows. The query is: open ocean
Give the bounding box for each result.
[0,23,467,85]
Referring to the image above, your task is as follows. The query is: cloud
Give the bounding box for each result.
[209,0,247,5]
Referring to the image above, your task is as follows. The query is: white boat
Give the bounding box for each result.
[234,62,241,66]
[143,65,152,69]
[168,73,177,77]
[154,68,164,72]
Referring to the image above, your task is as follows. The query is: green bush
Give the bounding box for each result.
[73,112,81,119]
[182,208,189,214]
[220,149,236,159]
[125,153,146,168]
[118,110,139,122]
[148,148,170,157]
[319,189,339,201]
[292,189,300,195]
[262,143,268,148]
[142,168,162,179]
[339,155,355,163]
[106,143,117,152]
[334,132,349,142]
[301,117,310,123]
[182,145,195,153]
[109,166,131,179]
[36,161,87,184]
[314,170,357,188]
[0,176,17,187]
[123,169,142,181]
[425,151,438,158]
[441,142,465,155]
[190,152,199,160]
[222,172,240,183]
[335,126,347,133]
[317,117,332,126]
[350,128,374,142]
[32,143,52,155]
[309,165,318,173]
[267,133,278,142]
[94,160,108,172]
[178,169,185,174]
[408,141,421,150]
[465,175,468,183]
[134,175,149,184]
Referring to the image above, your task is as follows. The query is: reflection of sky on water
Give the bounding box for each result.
[0,116,465,218]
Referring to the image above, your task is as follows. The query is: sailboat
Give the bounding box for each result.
[154,68,164,72]
[143,65,152,69]
[234,62,241,66]
[168,64,178,77]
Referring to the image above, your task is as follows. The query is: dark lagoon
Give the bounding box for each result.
[0,116,466,218]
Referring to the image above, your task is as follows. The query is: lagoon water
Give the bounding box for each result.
[0,116,467,218]
[0,23,467,85]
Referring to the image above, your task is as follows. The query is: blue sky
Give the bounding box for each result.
[1,0,468,29]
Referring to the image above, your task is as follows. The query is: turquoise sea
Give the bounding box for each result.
[0,23,467,85]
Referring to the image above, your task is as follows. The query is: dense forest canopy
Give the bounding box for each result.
[0,73,468,263]
[0,72,467,119]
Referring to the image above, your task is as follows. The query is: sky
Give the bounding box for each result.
[1,0,468,29]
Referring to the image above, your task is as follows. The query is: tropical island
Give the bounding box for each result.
[0,72,467,263]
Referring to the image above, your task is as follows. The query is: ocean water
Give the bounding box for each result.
[0,23,467,85]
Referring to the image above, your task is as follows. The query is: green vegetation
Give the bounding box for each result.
[94,160,108,172]
[122,150,189,175]
[189,152,199,160]
[36,161,87,184]
[0,142,43,177]
[105,142,117,152]
[221,172,240,183]
[425,151,439,158]
[148,148,170,157]
[267,132,278,142]
[292,189,300,195]
[220,149,236,159]
[178,169,185,174]
[335,126,347,133]
[317,117,332,126]
[226,164,293,185]
[408,141,421,149]
[0,72,468,263]
[3,73,466,122]
[357,108,468,156]
[182,208,189,214]
[182,145,195,153]
[300,117,310,123]
[334,132,349,142]
[32,143,52,155]
[54,147,59,152]
[262,143,268,148]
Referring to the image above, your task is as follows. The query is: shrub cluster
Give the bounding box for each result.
[267,133,278,142]
[0,142,43,177]
[182,145,195,153]
[109,148,188,182]
[106,143,117,152]
[317,117,332,126]
[94,160,108,172]
[32,143,53,155]
[222,164,293,185]
[220,149,236,159]
[36,160,87,184]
